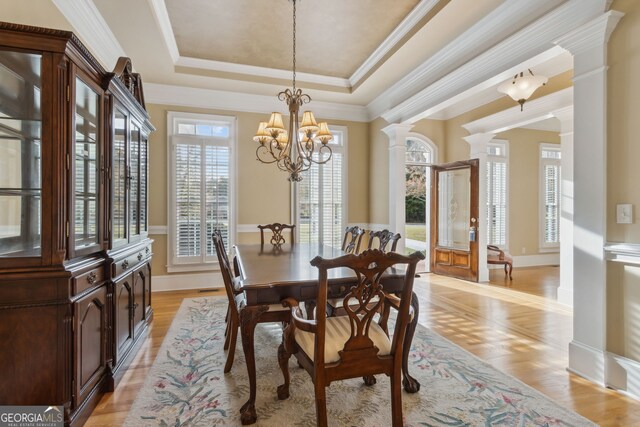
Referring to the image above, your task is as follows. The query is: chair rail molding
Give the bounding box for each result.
[604,243,640,265]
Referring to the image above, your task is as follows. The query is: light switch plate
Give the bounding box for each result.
[616,204,633,224]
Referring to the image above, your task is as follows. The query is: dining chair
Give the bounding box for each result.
[212,229,289,373]
[367,229,401,252]
[276,249,423,426]
[258,223,295,246]
[341,225,365,254]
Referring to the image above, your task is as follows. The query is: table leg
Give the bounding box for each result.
[239,305,268,425]
[402,291,420,393]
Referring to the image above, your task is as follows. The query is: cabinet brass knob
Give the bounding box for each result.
[122,259,129,270]
[86,272,97,284]
[137,253,143,261]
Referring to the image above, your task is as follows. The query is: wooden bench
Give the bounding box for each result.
[487,245,513,280]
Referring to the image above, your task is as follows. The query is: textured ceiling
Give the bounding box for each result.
[165,0,421,78]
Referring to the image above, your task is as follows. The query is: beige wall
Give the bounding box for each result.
[146,103,370,276]
[606,0,640,361]
[494,129,560,256]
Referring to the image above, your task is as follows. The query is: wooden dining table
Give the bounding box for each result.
[233,243,422,425]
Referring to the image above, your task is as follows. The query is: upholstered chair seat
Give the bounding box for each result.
[294,315,391,363]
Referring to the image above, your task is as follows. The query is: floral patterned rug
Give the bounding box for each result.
[125,297,595,426]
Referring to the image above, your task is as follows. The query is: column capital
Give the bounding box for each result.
[464,132,495,153]
[552,106,574,134]
[381,123,414,147]
[554,10,623,56]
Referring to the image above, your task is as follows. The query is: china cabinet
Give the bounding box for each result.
[0,22,154,426]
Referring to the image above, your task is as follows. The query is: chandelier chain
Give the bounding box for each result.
[292,0,296,93]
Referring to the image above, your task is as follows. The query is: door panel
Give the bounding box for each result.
[74,285,107,406]
[114,275,133,364]
[430,159,479,281]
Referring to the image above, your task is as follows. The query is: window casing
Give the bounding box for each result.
[539,144,561,251]
[167,112,236,272]
[486,140,508,247]
[295,127,346,248]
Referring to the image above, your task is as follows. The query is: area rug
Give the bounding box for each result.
[124,297,595,426]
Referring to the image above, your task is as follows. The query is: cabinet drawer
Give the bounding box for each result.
[113,245,151,278]
[73,267,105,296]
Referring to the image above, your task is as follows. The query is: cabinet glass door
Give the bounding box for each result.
[112,110,127,246]
[129,123,140,239]
[0,51,42,257]
[74,77,100,250]
[139,133,148,234]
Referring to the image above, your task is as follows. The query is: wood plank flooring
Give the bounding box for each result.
[86,268,640,426]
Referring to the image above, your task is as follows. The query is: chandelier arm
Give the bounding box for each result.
[256,143,279,164]
[314,144,333,164]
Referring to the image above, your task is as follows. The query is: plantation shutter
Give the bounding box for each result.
[544,163,560,244]
[204,145,230,258]
[486,159,507,246]
[174,141,202,261]
[297,130,344,248]
[172,138,230,265]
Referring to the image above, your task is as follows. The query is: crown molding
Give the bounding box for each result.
[175,56,351,88]
[147,0,180,62]
[462,87,573,135]
[144,83,369,122]
[52,0,126,70]
[554,10,623,56]
[367,0,567,120]
[372,0,607,124]
[348,0,442,86]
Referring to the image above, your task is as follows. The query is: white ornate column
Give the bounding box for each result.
[554,10,623,384]
[382,123,414,253]
[464,132,496,283]
[553,106,574,306]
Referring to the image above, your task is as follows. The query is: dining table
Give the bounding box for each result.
[233,242,422,425]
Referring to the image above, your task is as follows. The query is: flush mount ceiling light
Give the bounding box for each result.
[253,0,333,182]
[498,69,548,111]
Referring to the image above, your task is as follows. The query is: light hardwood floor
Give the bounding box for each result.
[86,267,640,426]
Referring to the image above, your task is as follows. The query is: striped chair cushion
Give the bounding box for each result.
[295,316,391,364]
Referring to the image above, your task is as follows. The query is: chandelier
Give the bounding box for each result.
[253,0,333,182]
[497,69,548,111]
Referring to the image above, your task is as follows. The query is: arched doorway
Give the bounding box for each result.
[405,135,437,272]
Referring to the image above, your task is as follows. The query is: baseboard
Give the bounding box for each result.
[512,253,559,267]
[556,287,573,306]
[567,340,606,385]
[605,352,640,399]
[153,272,224,292]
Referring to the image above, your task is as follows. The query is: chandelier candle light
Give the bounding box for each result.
[253,0,333,182]
[497,69,548,111]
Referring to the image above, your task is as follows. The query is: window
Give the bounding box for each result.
[540,144,561,250]
[486,140,508,247]
[295,127,346,248]
[168,112,235,272]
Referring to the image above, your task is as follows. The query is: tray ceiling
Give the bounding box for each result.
[165,0,421,78]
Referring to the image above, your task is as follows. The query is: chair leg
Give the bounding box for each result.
[223,319,232,350]
[390,368,403,427]
[277,342,291,400]
[363,375,377,386]
[224,320,238,373]
[507,262,513,280]
[314,383,328,427]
